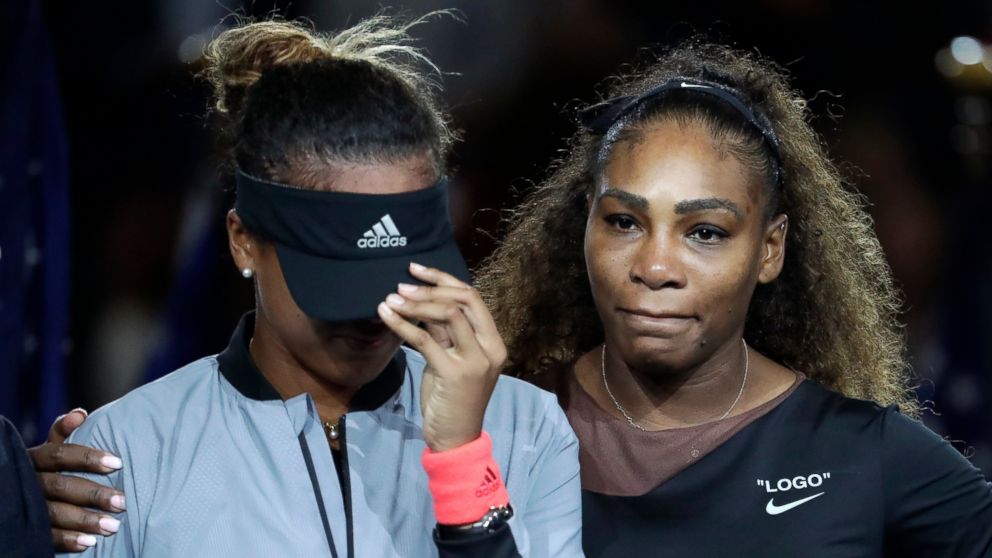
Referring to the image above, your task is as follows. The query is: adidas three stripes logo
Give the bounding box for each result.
[475,466,502,498]
[357,214,407,248]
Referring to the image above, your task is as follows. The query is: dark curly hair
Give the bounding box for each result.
[476,40,916,413]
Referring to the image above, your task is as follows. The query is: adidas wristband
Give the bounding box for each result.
[421,431,511,526]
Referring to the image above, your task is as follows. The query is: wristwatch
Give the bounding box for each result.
[434,504,515,540]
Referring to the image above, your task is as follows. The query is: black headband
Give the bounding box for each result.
[578,77,785,186]
[233,170,470,322]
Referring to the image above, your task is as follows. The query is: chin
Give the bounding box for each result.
[305,337,403,385]
[620,334,706,374]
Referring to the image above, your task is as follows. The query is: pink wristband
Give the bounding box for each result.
[421,431,511,525]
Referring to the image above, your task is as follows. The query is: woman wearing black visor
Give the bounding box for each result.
[30,15,581,558]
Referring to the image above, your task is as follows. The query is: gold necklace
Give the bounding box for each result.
[601,338,749,430]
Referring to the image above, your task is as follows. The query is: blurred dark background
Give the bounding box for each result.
[3,0,990,477]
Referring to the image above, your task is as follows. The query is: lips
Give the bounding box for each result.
[617,308,696,336]
[621,308,694,320]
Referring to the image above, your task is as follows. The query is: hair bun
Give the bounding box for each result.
[202,21,329,117]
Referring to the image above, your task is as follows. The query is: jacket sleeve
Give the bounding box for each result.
[880,407,992,557]
[434,393,583,557]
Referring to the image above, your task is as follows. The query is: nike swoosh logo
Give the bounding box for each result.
[765,492,825,515]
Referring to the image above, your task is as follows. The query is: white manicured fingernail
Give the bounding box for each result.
[101,455,123,469]
[99,517,120,534]
[70,407,89,417]
[386,294,405,306]
[397,283,418,294]
[378,302,394,316]
[77,534,97,547]
[110,494,126,510]
[409,262,427,272]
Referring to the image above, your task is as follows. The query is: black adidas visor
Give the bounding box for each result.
[234,170,470,322]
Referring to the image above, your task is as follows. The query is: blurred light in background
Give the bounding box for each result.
[951,36,984,66]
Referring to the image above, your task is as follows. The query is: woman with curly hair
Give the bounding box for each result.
[477,42,992,556]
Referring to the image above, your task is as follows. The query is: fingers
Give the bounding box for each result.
[399,262,507,368]
[396,283,499,341]
[49,409,88,444]
[385,294,481,358]
[377,303,450,366]
[48,500,121,540]
[30,442,123,474]
[408,261,467,289]
[39,472,126,512]
[425,323,453,349]
[54,529,98,552]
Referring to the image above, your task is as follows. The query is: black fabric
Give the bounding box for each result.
[0,416,54,558]
[335,418,354,558]
[216,312,406,407]
[234,171,471,322]
[274,240,470,323]
[581,380,992,557]
[331,444,345,489]
[235,171,454,261]
[434,522,521,558]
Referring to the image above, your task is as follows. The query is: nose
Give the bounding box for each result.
[628,234,687,290]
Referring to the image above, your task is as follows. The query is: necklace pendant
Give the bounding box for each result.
[323,421,340,440]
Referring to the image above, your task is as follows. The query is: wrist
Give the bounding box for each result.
[421,431,511,525]
[424,427,482,453]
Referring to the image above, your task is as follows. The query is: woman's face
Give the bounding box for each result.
[229,158,435,388]
[584,119,787,375]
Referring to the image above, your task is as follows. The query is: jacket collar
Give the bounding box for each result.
[217,312,407,413]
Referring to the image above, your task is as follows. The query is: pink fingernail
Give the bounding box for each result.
[101,455,123,470]
[386,294,405,306]
[378,302,394,316]
[99,517,120,534]
[70,407,89,417]
[111,494,126,511]
[409,262,427,272]
[77,534,97,547]
[397,283,419,294]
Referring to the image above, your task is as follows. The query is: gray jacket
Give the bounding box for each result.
[59,314,582,557]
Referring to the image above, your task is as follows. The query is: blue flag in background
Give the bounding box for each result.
[0,0,71,444]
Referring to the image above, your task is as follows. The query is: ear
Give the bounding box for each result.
[227,209,256,276]
[757,214,788,284]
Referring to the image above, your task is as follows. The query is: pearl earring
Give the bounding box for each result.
[241,268,254,279]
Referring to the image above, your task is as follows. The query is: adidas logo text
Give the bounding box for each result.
[357,214,407,249]
[476,466,502,498]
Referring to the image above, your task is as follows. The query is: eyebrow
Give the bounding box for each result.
[675,198,743,219]
[598,187,649,211]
